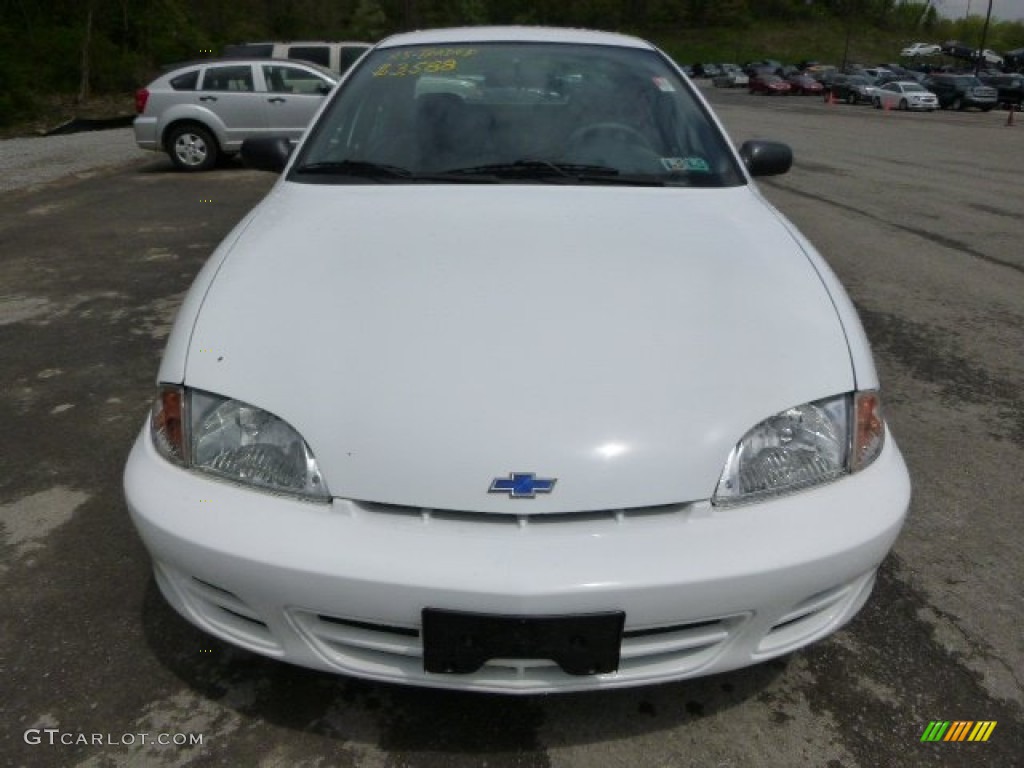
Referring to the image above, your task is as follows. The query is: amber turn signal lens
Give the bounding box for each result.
[151,385,187,464]
[852,390,884,472]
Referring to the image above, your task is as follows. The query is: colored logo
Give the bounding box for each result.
[488,472,557,499]
[920,721,997,742]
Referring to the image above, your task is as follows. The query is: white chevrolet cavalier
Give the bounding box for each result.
[125,27,911,693]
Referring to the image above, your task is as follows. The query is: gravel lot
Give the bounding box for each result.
[2,92,1021,767]
[0,128,149,194]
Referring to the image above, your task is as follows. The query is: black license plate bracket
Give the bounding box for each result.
[422,608,625,676]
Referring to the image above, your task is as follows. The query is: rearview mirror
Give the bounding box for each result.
[739,140,793,177]
[241,137,294,173]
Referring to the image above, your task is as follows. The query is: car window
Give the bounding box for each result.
[340,46,370,71]
[263,65,332,95]
[288,46,331,68]
[170,70,199,91]
[294,42,744,187]
[202,65,255,92]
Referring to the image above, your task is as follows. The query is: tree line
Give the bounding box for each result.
[1,0,1021,125]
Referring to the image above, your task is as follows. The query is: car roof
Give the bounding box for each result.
[375,26,653,50]
[227,40,370,46]
[163,57,339,80]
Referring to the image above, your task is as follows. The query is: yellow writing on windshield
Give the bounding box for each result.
[373,60,459,78]
[388,48,478,61]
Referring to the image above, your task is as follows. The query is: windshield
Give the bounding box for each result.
[291,41,744,187]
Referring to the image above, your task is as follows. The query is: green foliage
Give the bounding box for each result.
[0,25,35,126]
[1,0,1022,130]
[350,0,389,41]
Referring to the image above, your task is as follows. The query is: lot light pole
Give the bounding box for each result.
[975,0,993,75]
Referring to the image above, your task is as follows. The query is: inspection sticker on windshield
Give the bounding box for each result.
[653,77,675,92]
[662,157,710,173]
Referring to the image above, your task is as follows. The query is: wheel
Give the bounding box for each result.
[566,122,654,153]
[847,92,857,105]
[899,99,908,111]
[981,106,993,112]
[952,97,964,111]
[166,123,218,171]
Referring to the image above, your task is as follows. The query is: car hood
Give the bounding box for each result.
[180,183,854,513]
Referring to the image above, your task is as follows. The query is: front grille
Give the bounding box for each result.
[353,500,693,529]
[290,609,744,683]
[180,575,280,651]
[756,571,876,656]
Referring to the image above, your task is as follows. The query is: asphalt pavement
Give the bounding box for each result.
[1,88,1022,767]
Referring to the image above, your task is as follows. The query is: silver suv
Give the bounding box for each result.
[133,58,338,171]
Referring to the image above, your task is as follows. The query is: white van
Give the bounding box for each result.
[222,41,371,75]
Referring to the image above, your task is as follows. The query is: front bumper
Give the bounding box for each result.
[124,428,910,693]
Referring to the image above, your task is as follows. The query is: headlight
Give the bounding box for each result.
[150,385,329,501]
[713,391,884,506]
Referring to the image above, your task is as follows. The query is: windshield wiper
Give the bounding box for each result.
[292,160,413,179]
[439,160,668,186]
[441,160,621,180]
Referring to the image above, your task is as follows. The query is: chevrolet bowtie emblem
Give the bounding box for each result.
[488,472,557,499]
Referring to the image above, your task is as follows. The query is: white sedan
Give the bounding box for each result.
[125,26,911,694]
[900,42,941,57]
[873,81,939,111]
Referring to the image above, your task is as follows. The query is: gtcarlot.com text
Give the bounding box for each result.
[24,729,204,747]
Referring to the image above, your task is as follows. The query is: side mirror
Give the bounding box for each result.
[739,140,793,177]
[241,136,294,173]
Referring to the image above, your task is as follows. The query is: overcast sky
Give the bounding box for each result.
[933,0,1024,21]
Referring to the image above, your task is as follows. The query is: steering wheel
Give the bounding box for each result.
[566,122,655,152]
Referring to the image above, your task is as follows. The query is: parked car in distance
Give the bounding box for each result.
[900,42,941,57]
[882,64,926,82]
[125,25,910,694]
[980,73,1024,107]
[805,64,837,81]
[923,74,998,111]
[974,49,1004,66]
[712,64,749,88]
[940,40,976,61]
[786,74,824,95]
[872,81,938,111]
[749,73,792,95]
[859,67,896,82]
[134,58,338,171]
[938,41,1002,66]
[826,74,877,104]
[222,41,371,75]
